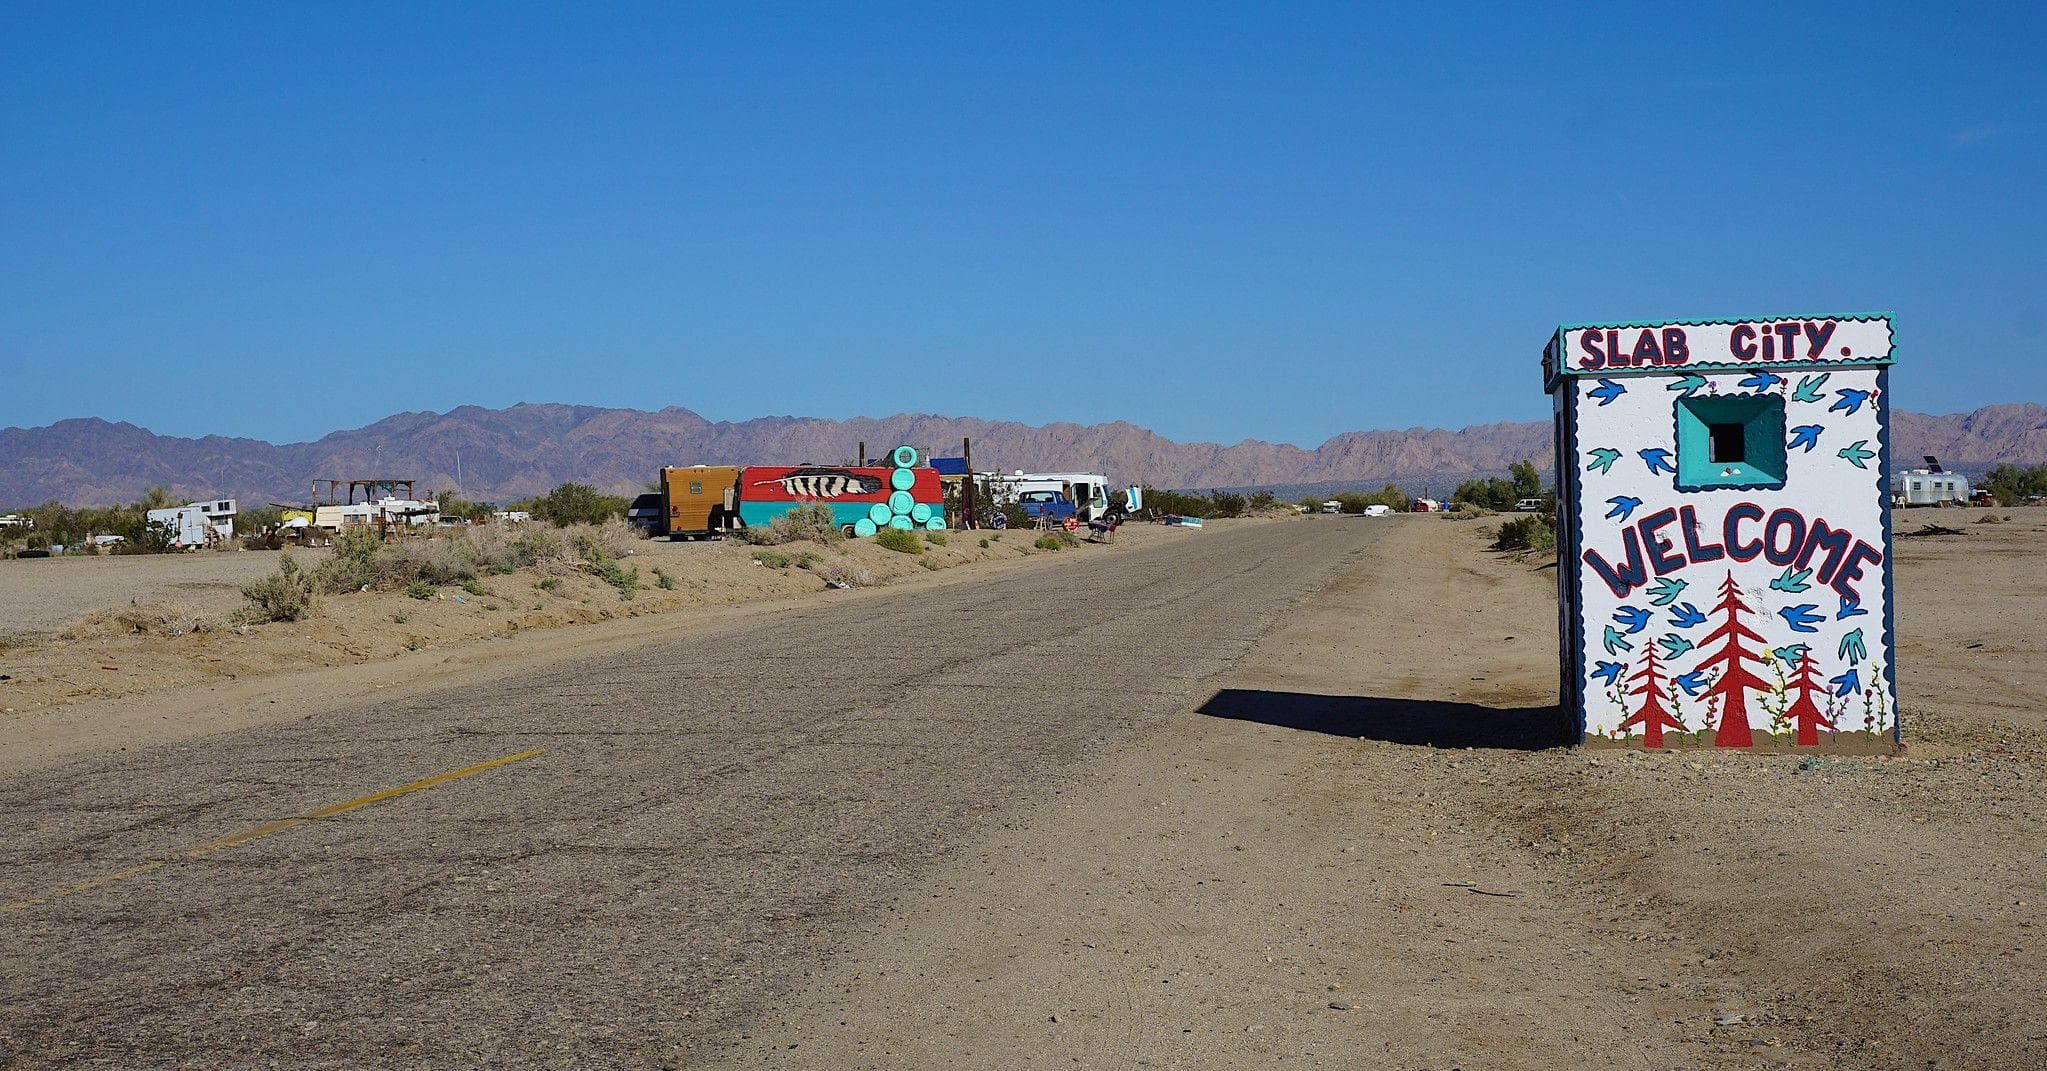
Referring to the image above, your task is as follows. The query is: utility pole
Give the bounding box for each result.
[963,436,978,530]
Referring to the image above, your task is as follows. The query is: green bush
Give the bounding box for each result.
[522,483,631,527]
[316,527,386,592]
[405,579,438,599]
[924,530,948,546]
[460,576,488,597]
[590,554,639,599]
[1034,534,1063,551]
[239,553,317,622]
[753,550,792,568]
[978,538,990,548]
[770,501,845,544]
[653,566,675,589]
[538,577,562,591]
[873,527,923,554]
[1494,514,1557,553]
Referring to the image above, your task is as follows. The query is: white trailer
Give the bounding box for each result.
[145,499,237,548]
[1891,469,1971,507]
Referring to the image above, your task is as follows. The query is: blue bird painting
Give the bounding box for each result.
[1612,606,1652,634]
[1779,604,1825,633]
[1645,577,1688,606]
[1667,602,1707,629]
[1589,379,1626,406]
[1792,372,1830,403]
[1667,374,1708,399]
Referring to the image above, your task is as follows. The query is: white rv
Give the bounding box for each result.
[146,499,237,549]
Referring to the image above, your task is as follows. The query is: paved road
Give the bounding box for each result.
[1,519,1381,1069]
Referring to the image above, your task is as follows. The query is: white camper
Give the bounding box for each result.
[146,499,237,549]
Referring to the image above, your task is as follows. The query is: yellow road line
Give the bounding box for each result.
[2,747,545,913]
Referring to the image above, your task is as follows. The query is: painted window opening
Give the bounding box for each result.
[1676,394,1787,491]
[1708,422,1747,464]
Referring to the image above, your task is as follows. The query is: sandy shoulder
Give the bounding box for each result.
[707,512,2047,1071]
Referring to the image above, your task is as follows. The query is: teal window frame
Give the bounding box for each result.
[1675,395,1787,491]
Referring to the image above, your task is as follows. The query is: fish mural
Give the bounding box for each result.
[1546,314,1898,751]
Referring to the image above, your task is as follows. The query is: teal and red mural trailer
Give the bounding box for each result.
[1546,315,1899,750]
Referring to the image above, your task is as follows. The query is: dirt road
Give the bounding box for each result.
[0,516,1386,1068]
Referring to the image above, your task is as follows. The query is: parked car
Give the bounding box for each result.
[625,492,665,534]
[1514,497,1546,512]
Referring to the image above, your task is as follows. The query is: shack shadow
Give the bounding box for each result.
[1197,689,1573,751]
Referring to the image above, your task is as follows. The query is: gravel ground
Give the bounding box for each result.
[0,548,328,636]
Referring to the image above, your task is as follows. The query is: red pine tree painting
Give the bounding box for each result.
[1618,644,1684,747]
[1698,572,1772,748]
[1783,647,1835,746]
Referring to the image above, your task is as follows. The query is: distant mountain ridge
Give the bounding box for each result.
[3,402,2044,507]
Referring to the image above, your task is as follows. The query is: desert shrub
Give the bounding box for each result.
[570,518,639,561]
[1975,513,2007,524]
[240,553,319,622]
[920,557,942,570]
[767,501,845,545]
[537,577,562,591]
[653,567,675,589]
[873,527,923,554]
[814,560,878,587]
[924,530,948,546]
[1494,514,1557,552]
[524,483,631,527]
[1207,491,1247,518]
[316,528,386,592]
[508,526,569,565]
[1248,490,1279,511]
[405,579,438,599]
[1142,487,1217,518]
[381,537,475,587]
[978,538,990,548]
[589,553,639,599]
[1034,534,1064,551]
[460,576,488,597]
[71,602,213,638]
[753,550,792,568]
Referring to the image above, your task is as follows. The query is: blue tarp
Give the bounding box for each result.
[929,456,969,476]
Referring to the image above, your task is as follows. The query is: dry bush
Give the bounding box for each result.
[570,518,640,560]
[813,560,878,587]
[65,602,215,639]
[744,503,844,546]
[240,553,318,622]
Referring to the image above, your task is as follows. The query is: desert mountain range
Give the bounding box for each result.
[4,402,2045,508]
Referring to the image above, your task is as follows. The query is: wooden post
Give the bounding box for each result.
[962,437,978,530]
[858,440,866,467]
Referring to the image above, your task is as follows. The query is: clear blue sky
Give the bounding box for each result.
[3,3,2042,447]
